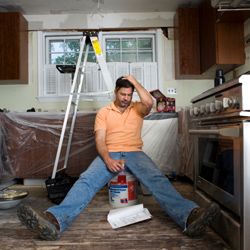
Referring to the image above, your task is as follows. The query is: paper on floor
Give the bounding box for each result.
[107,204,152,229]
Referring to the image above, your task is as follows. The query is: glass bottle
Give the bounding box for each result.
[118,155,127,183]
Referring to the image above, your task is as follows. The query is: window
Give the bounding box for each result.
[48,38,96,65]
[106,37,153,62]
[37,30,162,103]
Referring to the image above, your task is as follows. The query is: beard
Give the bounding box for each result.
[119,100,131,107]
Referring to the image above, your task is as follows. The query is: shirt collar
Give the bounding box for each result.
[108,100,134,112]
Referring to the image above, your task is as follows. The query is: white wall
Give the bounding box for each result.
[25,12,175,30]
[161,35,213,110]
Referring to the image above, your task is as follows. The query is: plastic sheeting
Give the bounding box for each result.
[0,112,98,183]
[177,107,194,180]
[0,124,16,184]
[142,112,179,176]
[0,111,180,184]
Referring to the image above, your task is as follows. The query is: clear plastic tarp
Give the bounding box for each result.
[142,112,179,176]
[0,111,181,184]
[0,123,16,184]
[177,107,194,180]
[0,112,98,183]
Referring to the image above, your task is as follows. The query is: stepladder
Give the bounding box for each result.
[51,31,114,179]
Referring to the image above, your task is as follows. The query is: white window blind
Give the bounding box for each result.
[116,62,129,78]
[84,63,100,93]
[45,65,57,95]
[44,62,157,97]
[129,62,157,91]
[130,63,144,86]
[58,72,71,96]
[144,62,158,91]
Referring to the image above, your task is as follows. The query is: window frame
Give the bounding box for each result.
[37,30,163,103]
[46,36,81,65]
[104,35,155,63]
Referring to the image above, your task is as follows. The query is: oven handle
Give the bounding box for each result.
[189,127,242,137]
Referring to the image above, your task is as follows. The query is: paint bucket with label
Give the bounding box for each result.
[108,166,138,208]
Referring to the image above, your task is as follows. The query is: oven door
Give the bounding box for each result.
[189,124,242,216]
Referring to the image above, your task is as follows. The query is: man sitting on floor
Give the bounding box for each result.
[17,75,220,240]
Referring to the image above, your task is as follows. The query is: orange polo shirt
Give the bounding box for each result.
[94,101,145,152]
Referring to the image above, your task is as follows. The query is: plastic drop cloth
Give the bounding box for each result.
[142,112,179,176]
[0,112,98,181]
[0,123,16,184]
[177,107,194,180]
[1,111,180,183]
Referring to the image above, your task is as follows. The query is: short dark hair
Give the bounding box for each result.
[115,76,134,92]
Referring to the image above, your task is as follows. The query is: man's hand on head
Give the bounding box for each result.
[122,75,138,87]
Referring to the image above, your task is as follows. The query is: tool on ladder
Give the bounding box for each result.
[51,31,114,179]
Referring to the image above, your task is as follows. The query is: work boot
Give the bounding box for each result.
[185,202,221,236]
[17,203,60,241]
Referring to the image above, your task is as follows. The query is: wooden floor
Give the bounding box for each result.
[0,178,230,250]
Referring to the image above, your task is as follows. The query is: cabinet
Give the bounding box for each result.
[174,8,201,79]
[174,1,245,79]
[0,12,28,84]
[199,0,245,75]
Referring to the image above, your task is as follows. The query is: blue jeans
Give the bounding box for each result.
[47,151,198,232]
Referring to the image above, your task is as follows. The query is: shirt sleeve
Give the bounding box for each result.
[94,108,107,133]
[133,101,149,118]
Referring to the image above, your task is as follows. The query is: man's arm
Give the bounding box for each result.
[123,75,153,116]
[95,129,124,173]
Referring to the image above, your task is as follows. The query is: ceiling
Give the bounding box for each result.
[0,0,203,15]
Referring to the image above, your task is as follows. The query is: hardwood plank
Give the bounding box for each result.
[0,179,230,250]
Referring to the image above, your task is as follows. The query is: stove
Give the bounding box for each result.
[190,74,250,123]
[189,74,250,250]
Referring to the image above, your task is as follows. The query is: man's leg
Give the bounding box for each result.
[125,151,220,235]
[17,155,119,240]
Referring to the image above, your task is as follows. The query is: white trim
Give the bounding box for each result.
[37,31,44,98]
[156,29,163,91]
[100,30,158,36]
[37,95,111,103]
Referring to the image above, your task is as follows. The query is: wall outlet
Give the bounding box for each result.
[167,87,178,95]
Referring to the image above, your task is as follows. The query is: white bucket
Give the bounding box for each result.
[108,170,138,208]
